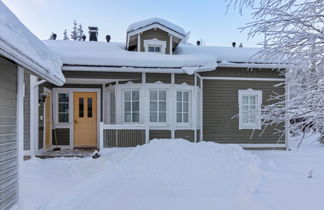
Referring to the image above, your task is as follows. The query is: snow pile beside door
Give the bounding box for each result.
[38,139,268,210]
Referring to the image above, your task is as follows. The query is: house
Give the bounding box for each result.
[0,2,65,209]
[23,17,286,158]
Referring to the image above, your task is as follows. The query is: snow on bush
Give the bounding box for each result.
[39,139,268,210]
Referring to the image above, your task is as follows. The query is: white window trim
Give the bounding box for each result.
[176,89,192,127]
[144,38,166,54]
[149,88,169,126]
[54,91,70,125]
[238,89,262,130]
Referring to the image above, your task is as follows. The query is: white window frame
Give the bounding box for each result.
[144,38,166,54]
[176,89,191,126]
[238,89,262,130]
[55,91,70,125]
[149,89,168,126]
[122,89,140,123]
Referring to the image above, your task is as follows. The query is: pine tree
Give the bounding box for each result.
[70,20,78,41]
[63,29,69,40]
[77,24,84,41]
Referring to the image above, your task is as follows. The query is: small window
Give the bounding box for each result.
[148,46,161,53]
[58,93,69,123]
[110,92,116,123]
[176,90,190,123]
[87,98,93,118]
[79,98,84,118]
[124,90,140,123]
[144,39,166,54]
[150,90,167,123]
[238,89,262,129]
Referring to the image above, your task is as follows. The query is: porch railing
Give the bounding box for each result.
[99,122,149,149]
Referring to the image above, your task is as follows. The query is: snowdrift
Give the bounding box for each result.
[39,139,269,210]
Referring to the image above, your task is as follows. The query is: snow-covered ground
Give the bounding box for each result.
[23,135,324,210]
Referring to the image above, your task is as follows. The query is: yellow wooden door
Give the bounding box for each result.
[45,94,52,149]
[73,92,97,147]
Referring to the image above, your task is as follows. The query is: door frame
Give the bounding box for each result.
[43,87,52,150]
[52,88,101,149]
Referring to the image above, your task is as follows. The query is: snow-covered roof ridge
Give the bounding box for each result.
[0,2,65,85]
[127,18,186,36]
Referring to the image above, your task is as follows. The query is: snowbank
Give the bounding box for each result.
[39,139,267,210]
[0,2,64,85]
[127,18,186,36]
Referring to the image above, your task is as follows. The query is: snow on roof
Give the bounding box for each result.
[43,40,277,75]
[0,2,64,85]
[127,18,186,36]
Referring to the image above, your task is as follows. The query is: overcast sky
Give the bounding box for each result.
[2,0,263,47]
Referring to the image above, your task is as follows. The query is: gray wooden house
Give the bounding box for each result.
[23,18,286,158]
[0,2,65,209]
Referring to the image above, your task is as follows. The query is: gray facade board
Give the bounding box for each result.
[203,79,285,144]
[140,28,171,54]
[52,128,70,146]
[24,73,30,150]
[0,57,17,210]
[104,130,145,147]
[175,74,195,85]
[149,130,171,140]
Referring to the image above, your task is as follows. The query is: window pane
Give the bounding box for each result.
[155,47,161,52]
[79,98,84,118]
[242,105,249,111]
[177,113,182,122]
[183,92,189,102]
[59,93,69,102]
[150,90,158,100]
[242,96,248,105]
[59,113,68,123]
[177,102,182,112]
[124,91,131,101]
[124,113,131,122]
[148,46,155,52]
[159,102,166,111]
[250,96,256,104]
[242,113,249,123]
[125,102,131,112]
[132,91,139,100]
[87,98,92,118]
[59,104,68,112]
[159,90,166,100]
[159,112,166,122]
[183,113,189,122]
[249,113,256,123]
[183,102,189,112]
[133,113,139,122]
[150,112,157,122]
[132,101,139,111]
[177,91,182,101]
[150,102,157,111]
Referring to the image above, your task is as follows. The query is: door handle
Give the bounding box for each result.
[74,120,78,123]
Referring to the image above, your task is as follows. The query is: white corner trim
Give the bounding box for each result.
[144,38,166,54]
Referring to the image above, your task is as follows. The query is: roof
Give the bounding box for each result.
[127,18,186,37]
[0,2,65,85]
[43,40,279,75]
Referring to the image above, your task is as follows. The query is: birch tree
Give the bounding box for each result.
[226,0,324,143]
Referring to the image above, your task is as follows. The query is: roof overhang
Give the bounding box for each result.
[127,23,185,39]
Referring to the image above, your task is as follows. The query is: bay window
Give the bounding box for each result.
[150,90,167,123]
[176,90,190,124]
[124,90,140,123]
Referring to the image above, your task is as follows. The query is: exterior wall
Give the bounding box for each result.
[104,130,145,147]
[63,71,142,83]
[202,79,285,144]
[0,57,18,210]
[23,73,30,150]
[149,130,171,140]
[146,73,171,83]
[175,74,195,85]
[52,128,69,145]
[199,67,284,78]
[140,28,171,54]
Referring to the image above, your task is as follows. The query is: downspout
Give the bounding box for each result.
[30,75,46,158]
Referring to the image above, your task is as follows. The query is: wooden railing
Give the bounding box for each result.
[99,122,149,149]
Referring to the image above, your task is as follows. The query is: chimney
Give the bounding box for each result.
[232,42,236,47]
[88,26,98,41]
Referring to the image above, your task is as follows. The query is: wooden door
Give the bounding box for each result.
[44,93,52,149]
[73,92,97,147]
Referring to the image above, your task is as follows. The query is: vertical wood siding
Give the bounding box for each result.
[104,130,145,147]
[23,72,30,150]
[149,130,171,140]
[0,57,17,210]
[175,74,195,85]
[52,128,70,145]
[175,130,195,142]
